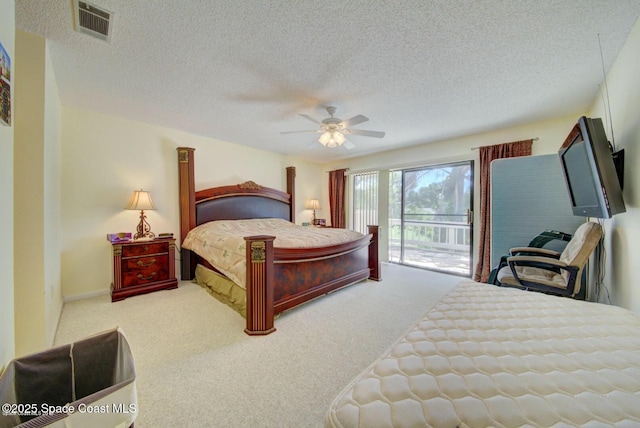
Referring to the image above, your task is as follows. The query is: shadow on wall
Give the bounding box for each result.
[608,219,629,308]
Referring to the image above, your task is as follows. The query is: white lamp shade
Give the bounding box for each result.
[306,199,320,210]
[125,190,157,211]
[319,132,331,146]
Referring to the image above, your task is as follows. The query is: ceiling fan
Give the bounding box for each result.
[281,106,385,149]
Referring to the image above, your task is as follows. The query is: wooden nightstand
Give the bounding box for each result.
[111,237,178,301]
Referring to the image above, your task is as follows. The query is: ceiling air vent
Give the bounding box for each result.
[73,0,114,42]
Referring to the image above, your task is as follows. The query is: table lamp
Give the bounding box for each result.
[125,189,157,240]
[306,199,320,225]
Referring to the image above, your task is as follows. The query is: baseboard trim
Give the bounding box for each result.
[64,289,110,302]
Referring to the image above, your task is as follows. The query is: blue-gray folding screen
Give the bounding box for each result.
[490,154,585,269]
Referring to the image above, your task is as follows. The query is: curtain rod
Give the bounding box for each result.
[324,168,350,173]
[470,137,538,151]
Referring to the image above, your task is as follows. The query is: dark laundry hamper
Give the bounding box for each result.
[0,328,136,428]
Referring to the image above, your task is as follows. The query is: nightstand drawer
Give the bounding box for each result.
[122,255,169,287]
[111,237,178,301]
[122,241,168,257]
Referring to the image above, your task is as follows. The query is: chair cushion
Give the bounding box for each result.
[559,222,602,283]
[497,265,567,289]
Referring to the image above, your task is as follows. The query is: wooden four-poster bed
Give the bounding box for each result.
[176,147,380,335]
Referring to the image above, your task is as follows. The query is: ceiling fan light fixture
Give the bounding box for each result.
[282,107,384,150]
[319,130,345,148]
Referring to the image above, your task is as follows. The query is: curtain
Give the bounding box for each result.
[473,139,533,282]
[329,169,348,228]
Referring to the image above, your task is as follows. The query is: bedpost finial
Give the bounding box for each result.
[177,147,195,163]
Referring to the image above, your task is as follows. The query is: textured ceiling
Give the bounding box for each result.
[16,1,640,163]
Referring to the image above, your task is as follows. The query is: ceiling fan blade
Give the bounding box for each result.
[299,114,321,125]
[340,115,368,127]
[345,129,386,138]
[343,140,356,150]
[280,130,320,134]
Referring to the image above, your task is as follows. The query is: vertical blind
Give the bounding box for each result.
[352,171,378,234]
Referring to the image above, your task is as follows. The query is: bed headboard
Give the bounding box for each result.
[177,147,296,279]
[194,181,292,224]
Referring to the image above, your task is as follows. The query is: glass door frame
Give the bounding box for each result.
[392,160,474,277]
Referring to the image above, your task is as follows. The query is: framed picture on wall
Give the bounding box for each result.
[0,42,11,126]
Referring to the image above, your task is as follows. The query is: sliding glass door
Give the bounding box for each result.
[389,161,473,276]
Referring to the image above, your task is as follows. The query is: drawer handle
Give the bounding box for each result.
[137,272,157,281]
[137,258,156,267]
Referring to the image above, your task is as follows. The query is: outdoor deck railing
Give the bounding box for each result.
[352,216,471,274]
[387,218,470,254]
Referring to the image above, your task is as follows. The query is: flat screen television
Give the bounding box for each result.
[558,116,625,218]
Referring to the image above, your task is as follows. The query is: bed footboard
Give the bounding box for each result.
[243,226,380,336]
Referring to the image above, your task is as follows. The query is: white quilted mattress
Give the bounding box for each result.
[325,280,640,427]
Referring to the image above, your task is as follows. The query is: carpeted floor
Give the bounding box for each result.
[54,263,462,427]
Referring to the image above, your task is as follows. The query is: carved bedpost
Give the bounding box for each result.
[368,225,381,281]
[244,235,276,335]
[177,147,196,280]
[287,166,296,223]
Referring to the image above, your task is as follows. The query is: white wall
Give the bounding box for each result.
[589,16,640,312]
[328,116,577,175]
[13,29,63,356]
[0,0,15,371]
[43,40,63,345]
[61,107,322,298]
[14,29,46,356]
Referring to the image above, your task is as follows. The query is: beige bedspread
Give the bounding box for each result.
[182,218,364,288]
